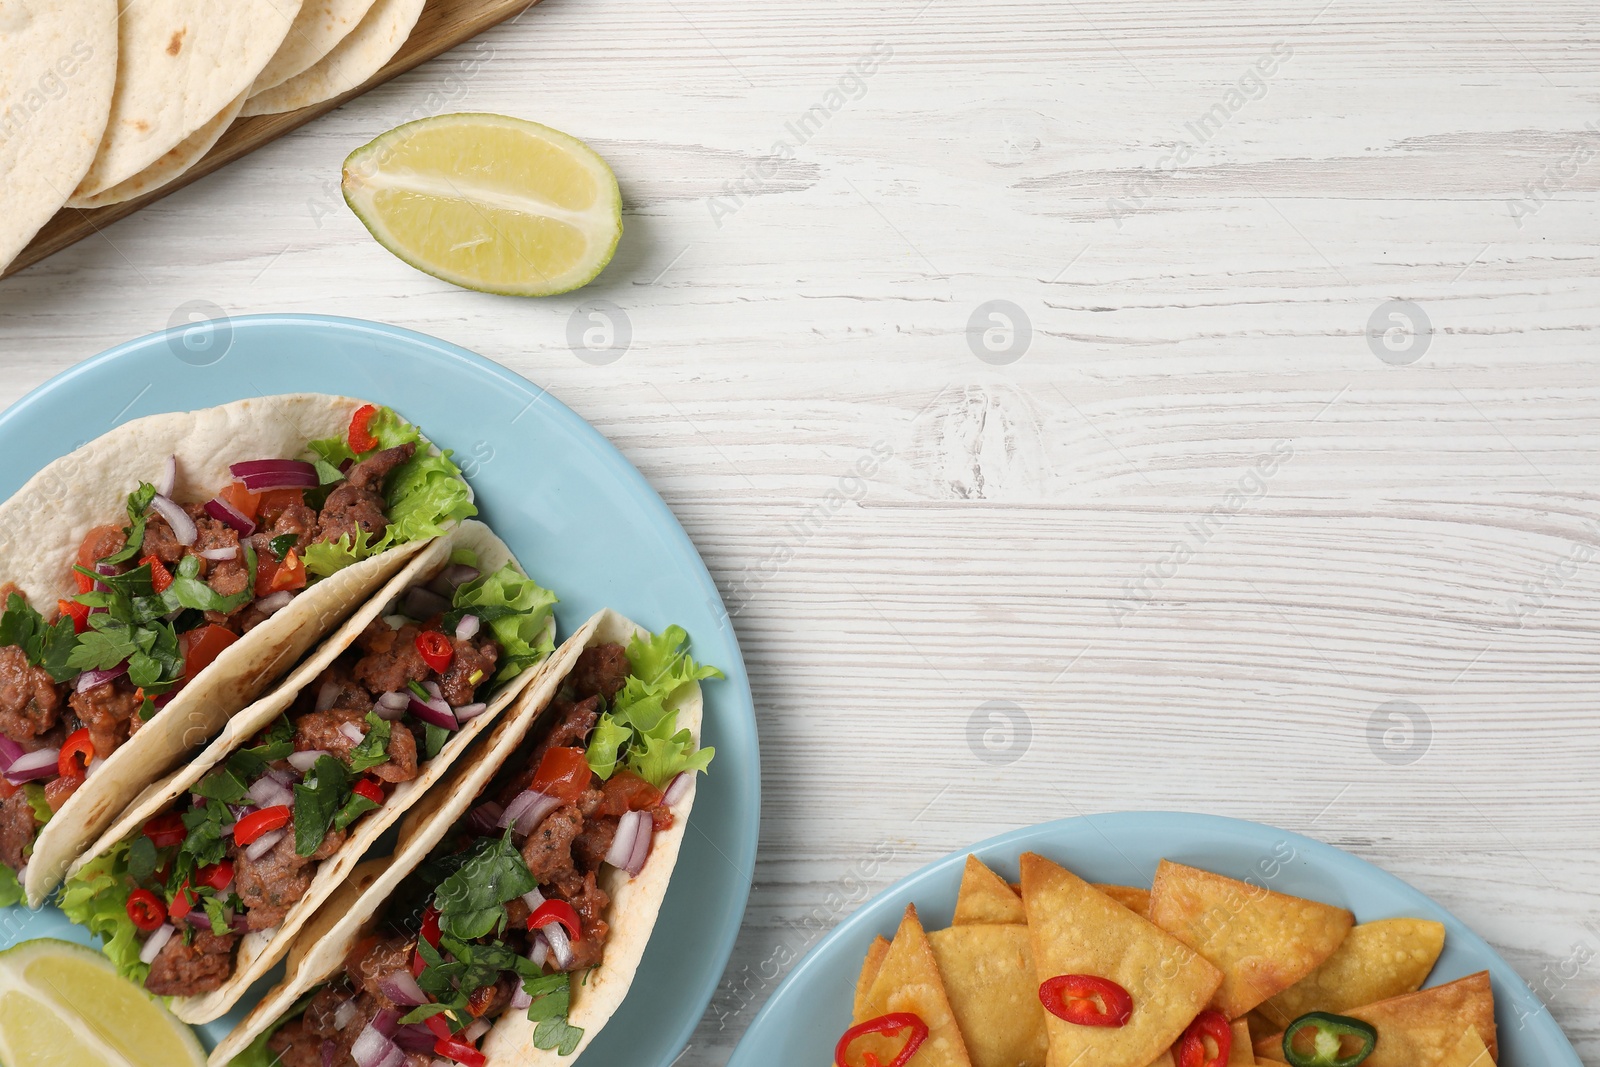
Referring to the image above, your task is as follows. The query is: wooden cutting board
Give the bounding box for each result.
[3,0,541,279]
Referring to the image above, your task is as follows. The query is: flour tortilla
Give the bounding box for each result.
[73,0,303,199]
[20,393,439,907]
[0,0,117,273]
[210,608,711,1067]
[242,0,425,117]
[77,520,555,1025]
[67,88,246,209]
[252,0,382,95]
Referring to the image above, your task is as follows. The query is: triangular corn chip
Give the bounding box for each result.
[1439,1028,1494,1067]
[1020,853,1222,1067]
[1149,860,1353,1018]
[954,856,1026,925]
[1098,884,1152,919]
[930,924,1048,1067]
[1258,918,1446,1027]
[855,935,892,1022]
[858,905,974,1067]
[1254,971,1497,1067]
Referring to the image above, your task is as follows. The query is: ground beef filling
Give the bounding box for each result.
[144,928,239,998]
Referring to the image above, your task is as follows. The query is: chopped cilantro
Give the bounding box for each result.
[347,712,391,773]
[292,755,350,857]
[99,483,158,566]
[0,593,79,683]
[268,533,298,560]
[423,723,450,760]
[433,831,536,941]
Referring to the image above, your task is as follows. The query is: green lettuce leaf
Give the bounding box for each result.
[378,449,477,552]
[450,564,557,686]
[60,838,147,984]
[584,625,721,787]
[0,862,22,908]
[226,990,320,1067]
[301,528,376,581]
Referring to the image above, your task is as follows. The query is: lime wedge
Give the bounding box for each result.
[342,112,623,296]
[0,940,204,1067]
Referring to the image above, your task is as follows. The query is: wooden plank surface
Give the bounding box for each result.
[2,0,1599,1063]
[1,0,540,278]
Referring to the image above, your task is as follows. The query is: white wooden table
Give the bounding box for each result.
[2,0,1597,1060]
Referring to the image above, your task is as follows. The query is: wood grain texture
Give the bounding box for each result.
[2,0,1600,1062]
[1,0,541,278]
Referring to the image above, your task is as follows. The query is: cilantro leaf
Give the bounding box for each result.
[292,756,350,857]
[227,717,295,779]
[332,790,379,832]
[99,483,157,566]
[423,723,449,760]
[525,974,584,1054]
[179,802,231,868]
[346,712,391,773]
[163,546,257,615]
[193,766,250,806]
[0,594,80,683]
[434,832,536,941]
[268,533,298,560]
[201,892,234,936]
[66,615,141,672]
[126,835,159,882]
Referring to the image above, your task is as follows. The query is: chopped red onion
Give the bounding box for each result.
[316,680,340,712]
[155,455,177,498]
[338,721,366,744]
[185,911,212,930]
[370,1008,400,1038]
[661,772,692,807]
[442,564,479,588]
[257,590,294,615]
[350,1023,402,1067]
[266,767,297,787]
[406,694,457,731]
[204,495,257,537]
[76,664,127,693]
[139,923,175,964]
[377,691,410,710]
[382,614,408,631]
[463,1019,490,1044]
[499,790,560,836]
[377,970,427,1006]
[245,827,286,861]
[333,997,360,1031]
[288,750,328,772]
[423,680,443,702]
[625,813,653,877]
[230,460,319,491]
[464,801,504,835]
[403,587,451,621]
[392,1025,437,1053]
[454,614,480,641]
[198,545,238,562]
[0,737,23,771]
[319,1040,336,1067]
[544,922,574,969]
[85,756,104,777]
[521,887,545,911]
[605,810,644,870]
[248,777,294,809]
[149,494,196,546]
[453,702,488,723]
[510,985,534,1011]
[527,931,550,971]
[5,748,59,784]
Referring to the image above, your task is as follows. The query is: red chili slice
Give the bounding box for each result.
[1038,974,1134,1027]
[528,899,581,940]
[1178,1009,1232,1067]
[126,889,166,931]
[348,403,380,454]
[143,812,187,848]
[139,555,173,594]
[353,777,385,805]
[433,1035,486,1067]
[233,805,291,846]
[57,728,95,780]
[169,881,194,921]
[57,598,89,634]
[196,860,234,891]
[415,629,454,674]
[834,1012,929,1067]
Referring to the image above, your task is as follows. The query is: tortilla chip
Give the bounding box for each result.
[1229,1019,1255,1066]
[954,856,1026,925]
[1254,972,1497,1067]
[1439,1028,1494,1067]
[1148,860,1353,1018]
[1146,1052,1175,1067]
[1020,853,1222,1067]
[1258,918,1446,1027]
[929,925,1048,1067]
[858,906,973,1067]
[855,936,892,1022]
[1098,884,1152,919]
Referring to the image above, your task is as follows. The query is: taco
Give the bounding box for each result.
[0,395,477,908]
[57,518,557,1023]
[212,609,719,1067]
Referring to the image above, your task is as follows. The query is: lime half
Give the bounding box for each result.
[342,112,623,296]
[0,939,204,1067]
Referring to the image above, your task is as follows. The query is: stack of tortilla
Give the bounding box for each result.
[0,0,431,274]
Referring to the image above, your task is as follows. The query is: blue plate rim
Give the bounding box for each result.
[0,313,760,1065]
[730,810,1578,1066]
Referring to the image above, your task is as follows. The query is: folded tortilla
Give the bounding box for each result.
[209,608,707,1066]
[251,0,383,95]
[241,0,425,117]
[16,394,456,906]
[69,519,555,1024]
[66,88,247,210]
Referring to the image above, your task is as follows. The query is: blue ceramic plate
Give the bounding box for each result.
[0,314,759,1064]
[730,812,1577,1067]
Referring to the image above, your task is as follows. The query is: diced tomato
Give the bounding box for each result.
[126,889,166,932]
[253,555,280,596]
[182,624,237,681]
[196,860,234,891]
[419,905,442,949]
[143,812,187,848]
[434,1036,487,1067]
[43,775,80,812]
[411,949,426,979]
[596,771,662,816]
[266,550,306,594]
[139,555,173,594]
[58,728,94,779]
[57,598,89,634]
[528,899,581,940]
[530,747,593,804]
[169,881,194,921]
[218,480,261,521]
[424,1015,453,1041]
[255,488,304,524]
[232,805,291,846]
[348,404,380,454]
[75,525,125,592]
[352,778,385,805]
[415,630,453,674]
[651,807,676,833]
[0,778,18,800]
